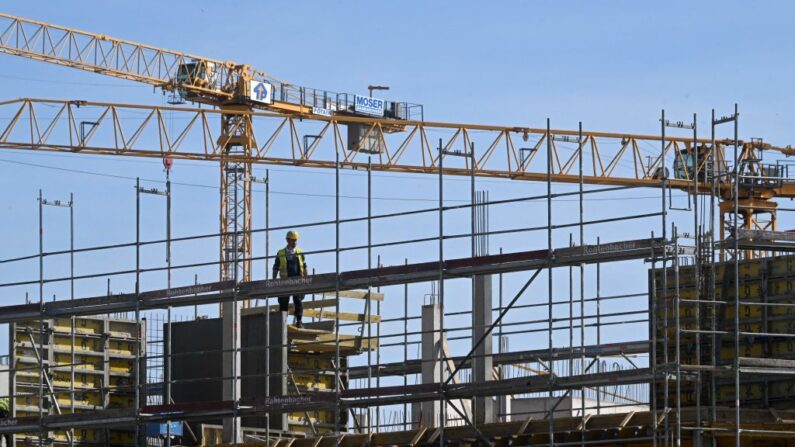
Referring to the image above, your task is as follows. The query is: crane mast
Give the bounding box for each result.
[219,106,254,285]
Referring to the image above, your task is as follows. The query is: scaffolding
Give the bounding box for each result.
[1,108,795,447]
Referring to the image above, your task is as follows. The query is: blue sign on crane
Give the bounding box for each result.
[354,95,385,117]
[249,81,273,104]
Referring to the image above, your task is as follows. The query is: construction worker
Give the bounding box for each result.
[272,230,308,328]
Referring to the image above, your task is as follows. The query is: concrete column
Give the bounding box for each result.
[472,275,494,424]
[419,303,442,428]
[267,311,288,431]
[221,302,242,443]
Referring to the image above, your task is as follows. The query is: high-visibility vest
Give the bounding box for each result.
[277,247,305,278]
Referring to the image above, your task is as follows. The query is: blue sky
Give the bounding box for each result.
[0,1,794,373]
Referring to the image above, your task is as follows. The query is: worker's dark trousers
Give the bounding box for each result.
[278,295,304,321]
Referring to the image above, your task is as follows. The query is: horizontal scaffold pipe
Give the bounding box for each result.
[0,237,674,323]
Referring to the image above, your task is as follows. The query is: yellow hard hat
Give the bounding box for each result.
[286,230,299,240]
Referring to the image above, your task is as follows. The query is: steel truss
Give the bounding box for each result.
[0,97,760,190]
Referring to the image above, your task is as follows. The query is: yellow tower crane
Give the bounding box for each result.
[0,13,421,293]
[0,12,793,265]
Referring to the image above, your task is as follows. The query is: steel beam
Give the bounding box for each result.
[349,340,649,379]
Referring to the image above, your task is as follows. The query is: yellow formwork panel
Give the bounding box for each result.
[108,429,135,445]
[109,394,135,409]
[13,374,40,387]
[14,347,37,361]
[768,278,795,296]
[15,392,102,410]
[70,318,104,336]
[15,330,46,346]
[56,392,103,409]
[11,317,141,447]
[287,422,325,435]
[729,303,764,319]
[51,372,101,389]
[665,341,795,366]
[107,339,136,356]
[53,334,104,353]
[768,303,795,318]
[51,317,76,333]
[14,410,38,419]
[288,353,335,371]
[68,391,103,408]
[654,383,698,405]
[716,382,767,402]
[108,320,138,339]
[656,381,784,407]
[52,428,102,444]
[109,359,134,374]
[717,342,765,358]
[54,353,89,370]
[657,302,795,330]
[73,372,102,387]
[768,256,795,276]
[14,395,36,410]
[771,339,795,357]
[282,350,346,431]
[769,320,795,334]
[677,355,699,366]
[654,263,766,284]
[653,255,795,409]
[674,266,697,287]
[676,288,698,300]
[109,375,134,390]
[61,354,104,371]
[713,262,764,281]
[52,429,121,445]
[656,285,772,302]
[287,410,337,432]
[713,289,758,301]
[291,373,335,391]
[660,326,699,339]
[770,380,795,400]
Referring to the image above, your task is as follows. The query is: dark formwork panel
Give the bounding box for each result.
[169,312,287,432]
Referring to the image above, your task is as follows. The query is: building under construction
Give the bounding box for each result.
[1,11,795,447]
